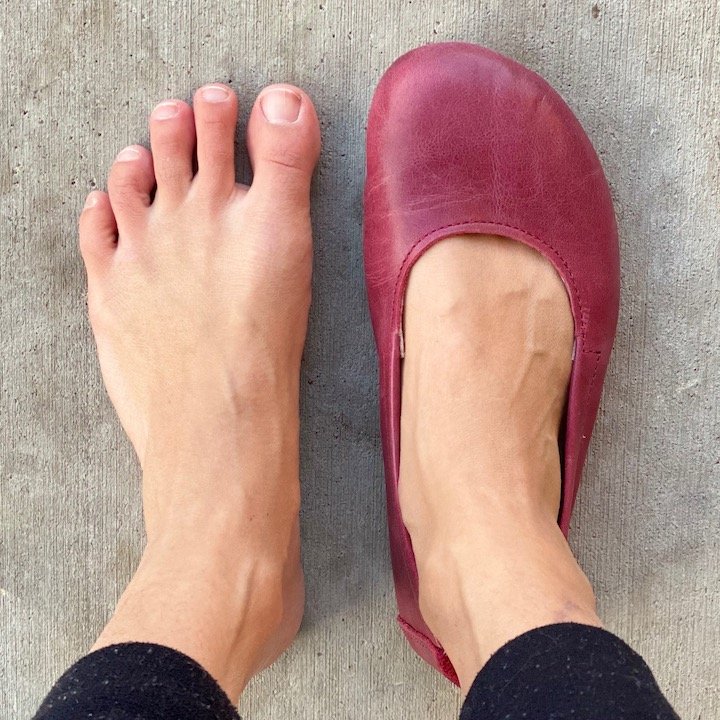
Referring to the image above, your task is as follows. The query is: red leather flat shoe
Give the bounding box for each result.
[363,42,619,684]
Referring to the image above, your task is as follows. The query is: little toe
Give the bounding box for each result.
[246,85,321,203]
[192,83,238,197]
[107,144,155,237]
[78,190,117,276]
[150,99,195,202]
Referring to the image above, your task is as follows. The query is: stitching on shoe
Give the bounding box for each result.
[391,220,589,343]
[581,347,603,432]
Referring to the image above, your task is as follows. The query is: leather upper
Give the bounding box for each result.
[363,43,619,684]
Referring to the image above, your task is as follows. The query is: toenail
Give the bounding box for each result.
[153,101,180,120]
[83,193,99,209]
[201,85,230,103]
[260,88,302,124]
[116,146,141,162]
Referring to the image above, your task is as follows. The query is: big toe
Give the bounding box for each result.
[246,85,321,204]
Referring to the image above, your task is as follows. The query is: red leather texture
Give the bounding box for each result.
[363,43,619,684]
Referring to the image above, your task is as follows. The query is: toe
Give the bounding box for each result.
[107,145,155,236]
[192,83,238,197]
[150,99,195,202]
[246,84,321,202]
[78,190,117,275]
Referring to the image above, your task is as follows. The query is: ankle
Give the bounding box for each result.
[93,528,302,699]
[416,516,602,691]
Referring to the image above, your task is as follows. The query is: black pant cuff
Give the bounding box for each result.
[33,642,239,720]
[460,622,678,720]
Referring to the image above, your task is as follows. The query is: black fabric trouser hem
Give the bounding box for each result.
[460,622,678,719]
[33,643,238,720]
[33,623,678,720]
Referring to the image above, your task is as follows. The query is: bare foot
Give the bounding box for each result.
[399,235,602,692]
[78,83,320,700]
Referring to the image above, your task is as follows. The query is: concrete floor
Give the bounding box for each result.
[1,1,718,718]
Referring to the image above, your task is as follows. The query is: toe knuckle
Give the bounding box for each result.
[265,144,307,172]
[154,157,187,184]
[109,179,147,210]
[109,173,137,195]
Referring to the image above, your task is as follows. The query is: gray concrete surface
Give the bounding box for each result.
[1,1,718,718]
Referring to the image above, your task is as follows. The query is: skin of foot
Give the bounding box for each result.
[399,235,603,692]
[78,83,320,700]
